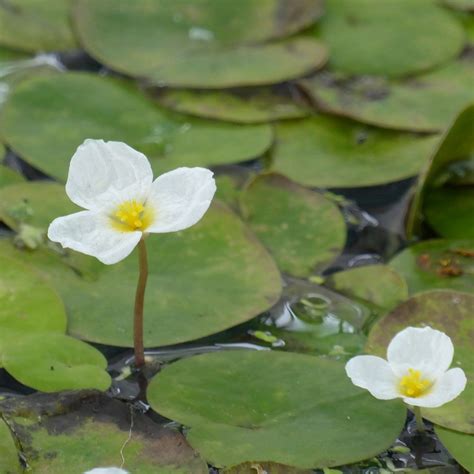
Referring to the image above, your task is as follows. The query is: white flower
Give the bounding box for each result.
[83,469,129,474]
[345,326,466,408]
[48,139,216,264]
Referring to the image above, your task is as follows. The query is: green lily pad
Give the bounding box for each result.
[406,104,474,238]
[154,86,310,124]
[389,239,474,295]
[366,290,474,433]
[0,183,282,347]
[326,265,408,313]
[240,173,346,276]
[0,418,20,474]
[74,0,326,87]
[424,187,474,239]
[0,254,67,366]
[2,333,111,392]
[271,115,438,188]
[215,168,253,212]
[148,350,405,469]
[300,59,474,133]
[0,0,77,52]
[318,0,465,78]
[0,391,208,473]
[0,72,273,181]
[0,165,23,189]
[436,426,474,472]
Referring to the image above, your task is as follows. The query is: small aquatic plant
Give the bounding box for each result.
[48,139,216,367]
[345,326,467,431]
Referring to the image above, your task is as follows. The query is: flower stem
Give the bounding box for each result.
[133,237,148,368]
[413,406,425,433]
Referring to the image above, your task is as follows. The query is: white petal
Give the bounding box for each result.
[83,469,129,474]
[345,355,399,400]
[48,211,141,265]
[387,326,454,379]
[66,139,153,211]
[146,167,216,233]
[404,368,467,408]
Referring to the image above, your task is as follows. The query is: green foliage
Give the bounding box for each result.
[148,350,405,469]
[367,290,474,433]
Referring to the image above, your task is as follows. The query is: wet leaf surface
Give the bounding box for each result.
[0,165,24,189]
[326,264,408,313]
[74,0,325,87]
[318,0,465,78]
[0,254,66,367]
[0,184,282,347]
[300,58,474,133]
[436,426,474,472]
[272,115,438,188]
[0,0,77,52]
[154,86,310,124]
[2,333,111,392]
[367,290,474,433]
[389,239,474,295]
[223,461,313,473]
[0,417,21,474]
[240,173,346,277]
[0,391,208,473]
[0,72,273,181]
[148,350,405,469]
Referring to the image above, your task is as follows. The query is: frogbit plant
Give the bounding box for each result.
[345,326,467,432]
[48,139,216,368]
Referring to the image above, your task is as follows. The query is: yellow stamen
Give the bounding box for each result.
[399,368,432,398]
[111,200,153,232]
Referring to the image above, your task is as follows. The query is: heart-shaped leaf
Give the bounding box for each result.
[0,72,273,181]
[240,173,346,276]
[2,333,111,392]
[148,350,405,469]
[436,426,474,472]
[272,115,438,188]
[318,0,464,78]
[74,0,326,87]
[0,418,20,474]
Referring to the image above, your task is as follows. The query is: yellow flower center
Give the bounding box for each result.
[399,368,432,398]
[111,200,153,232]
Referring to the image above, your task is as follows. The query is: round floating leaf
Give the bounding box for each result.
[155,86,310,124]
[0,391,208,473]
[0,72,272,181]
[300,59,474,133]
[272,116,438,188]
[0,186,282,347]
[389,239,474,295]
[0,418,20,474]
[436,426,474,472]
[240,173,346,276]
[326,264,408,313]
[0,254,67,366]
[0,181,78,230]
[0,0,77,52]
[406,104,474,238]
[148,350,405,469]
[366,290,474,433]
[2,333,111,392]
[424,187,474,239]
[0,165,23,189]
[318,0,465,78]
[74,0,325,87]
[215,168,253,212]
